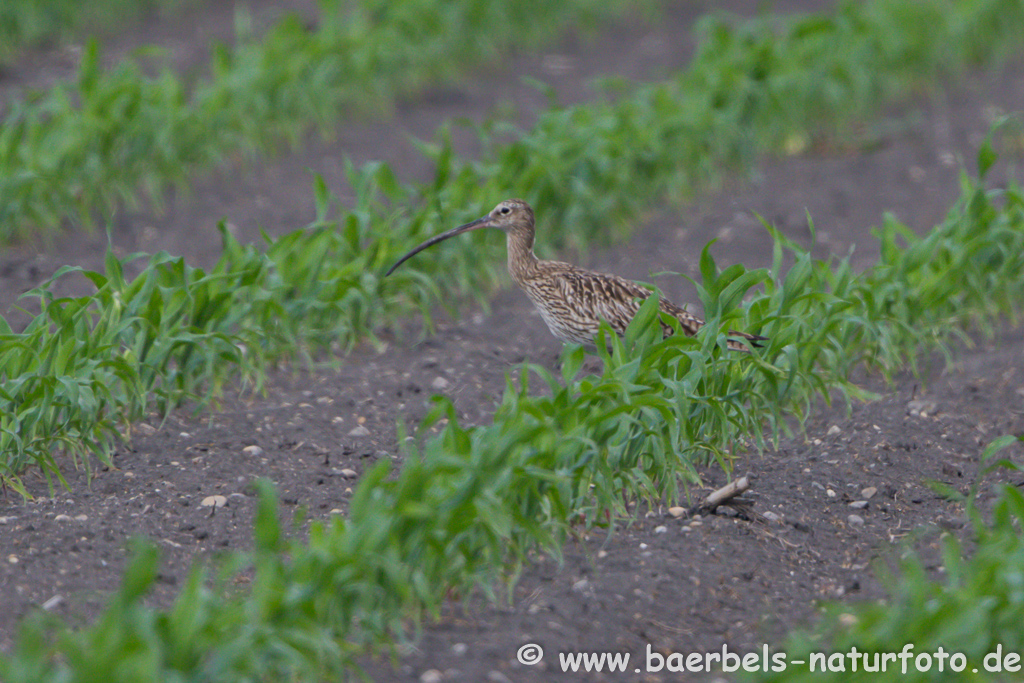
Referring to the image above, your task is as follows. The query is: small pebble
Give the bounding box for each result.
[242,445,264,457]
[847,514,865,527]
[200,495,227,508]
[41,595,63,611]
[339,468,358,479]
[849,500,868,509]
[348,425,371,437]
[654,525,667,534]
[74,514,88,522]
[452,643,468,656]
[667,506,687,518]
[572,579,590,593]
[907,399,937,417]
[861,486,877,499]
[431,376,450,390]
[54,514,72,522]
[826,489,836,498]
[827,425,841,436]
[420,669,443,683]
[762,510,780,522]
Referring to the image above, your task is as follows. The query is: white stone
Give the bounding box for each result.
[419,669,443,683]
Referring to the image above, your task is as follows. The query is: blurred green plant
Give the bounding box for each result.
[2,0,1023,243]
[0,0,633,242]
[0,0,180,65]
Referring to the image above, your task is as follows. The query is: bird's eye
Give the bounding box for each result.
[499,206,511,215]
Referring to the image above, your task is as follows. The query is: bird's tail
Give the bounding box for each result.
[726,330,768,353]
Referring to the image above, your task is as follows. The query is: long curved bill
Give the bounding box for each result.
[385,215,493,276]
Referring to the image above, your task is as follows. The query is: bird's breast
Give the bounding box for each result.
[519,280,600,345]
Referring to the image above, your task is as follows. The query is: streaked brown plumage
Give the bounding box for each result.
[386,199,766,352]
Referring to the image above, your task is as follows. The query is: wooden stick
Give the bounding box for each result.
[703,476,749,509]
[670,476,753,519]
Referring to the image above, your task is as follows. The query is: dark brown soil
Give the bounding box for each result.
[1,3,1023,682]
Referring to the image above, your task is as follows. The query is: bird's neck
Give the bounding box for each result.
[506,227,538,286]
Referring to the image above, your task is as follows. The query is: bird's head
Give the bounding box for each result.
[480,199,533,232]
[385,199,534,276]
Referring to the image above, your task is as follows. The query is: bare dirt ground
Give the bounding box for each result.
[1,2,1023,681]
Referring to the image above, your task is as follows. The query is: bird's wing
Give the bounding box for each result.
[571,269,707,338]
[531,263,751,345]
[553,266,666,336]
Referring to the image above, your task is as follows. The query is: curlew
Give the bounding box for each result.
[386,199,766,352]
